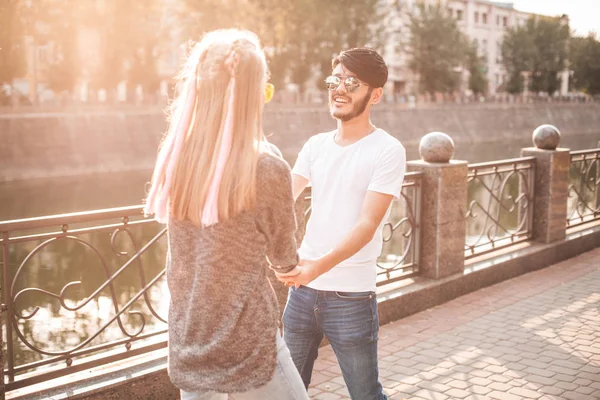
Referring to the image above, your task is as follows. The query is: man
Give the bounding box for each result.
[275,48,406,400]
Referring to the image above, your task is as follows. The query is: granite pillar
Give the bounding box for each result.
[521,125,570,243]
[521,148,570,243]
[408,132,468,279]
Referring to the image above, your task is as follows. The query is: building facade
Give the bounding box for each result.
[382,0,568,97]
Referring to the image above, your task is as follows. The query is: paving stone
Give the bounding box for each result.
[444,388,471,399]
[488,374,513,384]
[556,381,580,391]
[507,387,543,399]
[487,391,522,400]
[538,385,565,396]
[415,381,451,393]
[562,392,596,400]
[525,374,557,386]
[574,386,596,395]
[411,389,449,400]
[470,385,493,395]
[488,382,512,392]
[446,380,471,390]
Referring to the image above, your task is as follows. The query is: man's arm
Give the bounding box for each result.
[292,174,309,202]
[276,190,393,286]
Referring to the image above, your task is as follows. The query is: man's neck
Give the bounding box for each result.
[335,117,376,147]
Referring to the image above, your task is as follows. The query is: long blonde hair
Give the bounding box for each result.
[145,29,269,225]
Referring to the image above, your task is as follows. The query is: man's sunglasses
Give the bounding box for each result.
[324,75,365,93]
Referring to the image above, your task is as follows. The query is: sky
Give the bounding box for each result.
[513,0,599,36]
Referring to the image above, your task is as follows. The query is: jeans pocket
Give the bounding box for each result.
[333,291,375,300]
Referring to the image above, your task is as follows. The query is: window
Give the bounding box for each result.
[503,16,508,27]
[474,12,479,23]
[457,9,463,21]
[482,39,488,50]
[482,13,488,24]
[496,15,500,25]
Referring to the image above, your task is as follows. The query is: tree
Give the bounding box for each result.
[501,25,533,93]
[0,0,26,101]
[408,2,470,95]
[570,34,600,95]
[466,42,488,95]
[529,17,569,94]
[174,0,391,92]
[502,16,569,95]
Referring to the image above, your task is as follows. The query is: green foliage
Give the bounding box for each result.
[570,34,600,95]
[408,2,470,94]
[466,42,488,95]
[502,16,569,94]
[175,0,391,91]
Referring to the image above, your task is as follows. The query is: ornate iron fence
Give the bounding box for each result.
[1,173,422,391]
[377,172,422,285]
[567,149,600,229]
[465,157,536,258]
[1,206,167,391]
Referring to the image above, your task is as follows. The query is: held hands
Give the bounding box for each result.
[274,259,321,289]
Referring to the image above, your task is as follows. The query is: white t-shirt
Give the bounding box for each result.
[292,128,406,292]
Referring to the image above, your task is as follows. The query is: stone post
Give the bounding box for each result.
[407,132,468,279]
[521,124,570,243]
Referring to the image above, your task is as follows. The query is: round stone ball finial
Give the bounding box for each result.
[533,124,561,150]
[419,132,455,163]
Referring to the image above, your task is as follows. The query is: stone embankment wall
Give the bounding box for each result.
[1,104,598,182]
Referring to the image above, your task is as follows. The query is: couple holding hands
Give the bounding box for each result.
[145,28,405,400]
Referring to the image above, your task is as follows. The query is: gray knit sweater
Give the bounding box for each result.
[166,153,299,393]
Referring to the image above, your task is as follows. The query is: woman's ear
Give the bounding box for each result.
[370,87,384,105]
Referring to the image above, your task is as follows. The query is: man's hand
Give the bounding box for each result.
[274,259,321,288]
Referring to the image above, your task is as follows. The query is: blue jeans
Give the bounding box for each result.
[283,285,387,400]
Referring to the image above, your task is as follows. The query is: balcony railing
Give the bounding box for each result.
[567,149,600,229]
[465,157,535,258]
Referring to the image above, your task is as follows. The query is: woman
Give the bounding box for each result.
[144,29,308,400]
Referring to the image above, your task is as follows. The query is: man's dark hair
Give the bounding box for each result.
[332,47,388,88]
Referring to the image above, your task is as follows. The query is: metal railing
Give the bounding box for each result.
[567,149,600,229]
[1,174,422,391]
[377,172,422,285]
[465,157,536,258]
[1,206,167,391]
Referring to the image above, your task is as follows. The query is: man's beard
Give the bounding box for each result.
[330,88,373,122]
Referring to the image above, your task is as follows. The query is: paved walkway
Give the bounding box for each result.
[309,247,600,400]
